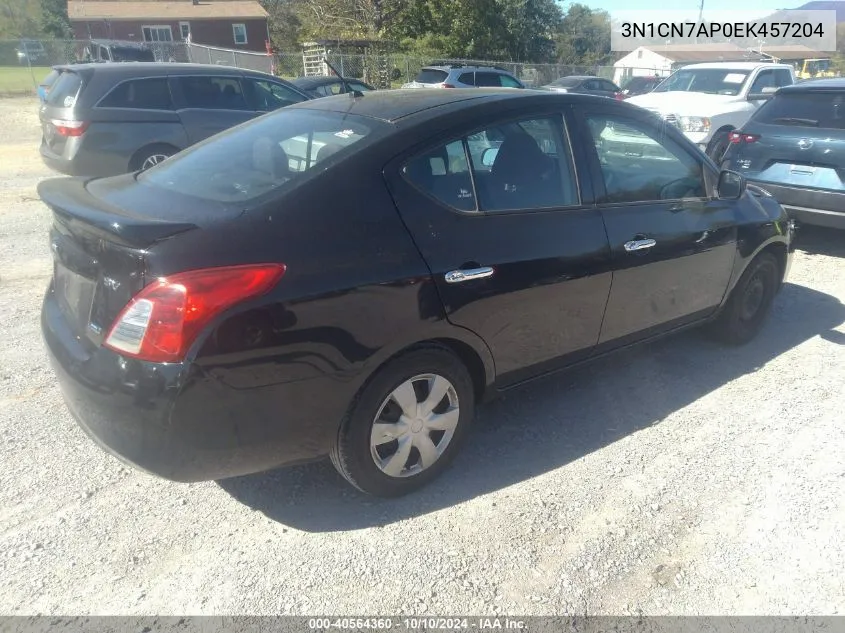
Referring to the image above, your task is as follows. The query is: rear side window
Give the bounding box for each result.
[458,72,475,85]
[415,69,448,84]
[474,72,502,87]
[46,71,83,108]
[138,109,384,203]
[754,92,845,129]
[174,75,249,110]
[98,78,173,110]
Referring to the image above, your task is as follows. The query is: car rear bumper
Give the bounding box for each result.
[748,180,845,230]
[41,285,348,482]
[40,143,84,177]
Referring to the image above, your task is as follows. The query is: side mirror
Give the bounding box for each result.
[481,147,499,167]
[718,169,746,199]
[747,91,775,101]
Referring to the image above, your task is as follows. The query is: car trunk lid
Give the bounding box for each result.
[40,176,200,348]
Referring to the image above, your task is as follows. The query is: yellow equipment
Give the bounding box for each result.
[796,58,836,80]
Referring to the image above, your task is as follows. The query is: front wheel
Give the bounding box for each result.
[711,252,779,345]
[330,347,475,497]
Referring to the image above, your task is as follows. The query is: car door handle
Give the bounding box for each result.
[445,267,494,283]
[624,238,656,252]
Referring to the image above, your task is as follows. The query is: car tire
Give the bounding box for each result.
[330,346,475,497]
[706,130,731,164]
[711,252,779,346]
[130,144,177,172]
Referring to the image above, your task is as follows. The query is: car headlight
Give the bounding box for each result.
[679,116,711,133]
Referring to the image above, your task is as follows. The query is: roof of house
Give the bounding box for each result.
[620,43,825,64]
[67,1,269,21]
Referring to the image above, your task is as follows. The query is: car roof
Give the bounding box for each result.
[778,78,845,92]
[424,65,510,72]
[680,62,792,70]
[53,62,275,79]
[289,87,601,123]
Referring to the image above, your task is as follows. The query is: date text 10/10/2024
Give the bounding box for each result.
[308,618,527,630]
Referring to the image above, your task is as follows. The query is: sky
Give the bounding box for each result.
[580,0,793,12]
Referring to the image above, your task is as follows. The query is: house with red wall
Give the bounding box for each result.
[67,0,271,53]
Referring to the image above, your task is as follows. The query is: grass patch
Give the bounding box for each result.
[0,66,53,93]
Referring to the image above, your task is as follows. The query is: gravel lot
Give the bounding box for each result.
[1,96,844,617]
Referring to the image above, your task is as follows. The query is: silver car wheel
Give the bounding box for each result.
[369,373,460,478]
[141,154,170,170]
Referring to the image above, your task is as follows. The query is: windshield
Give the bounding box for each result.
[111,47,155,62]
[138,108,387,203]
[549,77,583,88]
[653,68,751,96]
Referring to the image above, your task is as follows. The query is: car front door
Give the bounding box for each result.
[576,104,738,347]
[169,74,256,144]
[386,109,612,386]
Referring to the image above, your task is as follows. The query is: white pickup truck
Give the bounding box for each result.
[625,62,796,162]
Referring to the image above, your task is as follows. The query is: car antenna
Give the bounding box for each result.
[322,52,363,98]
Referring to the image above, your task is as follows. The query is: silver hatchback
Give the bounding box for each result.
[402,64,525,89]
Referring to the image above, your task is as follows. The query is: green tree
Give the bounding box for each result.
[554,3,612,65]
[0,0,43,38]
[41,0,72,39]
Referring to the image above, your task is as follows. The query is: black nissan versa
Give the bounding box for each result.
[40,89,795,497]
[722,78,845,230]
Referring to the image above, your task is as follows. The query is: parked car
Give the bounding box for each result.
[39,89,794,497]
[292,75,376,98]
[722,78,845,229]
[620,75,662,98]
[15,39,47,65]
[37,69,60,103]
[402,64,524,89]
[38,63,311,177]
[626,62,797,162]
[541,75,623,99]
[80,39,156,63]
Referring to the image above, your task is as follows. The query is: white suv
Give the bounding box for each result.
[402,64,525,89]
[625,62,796,162]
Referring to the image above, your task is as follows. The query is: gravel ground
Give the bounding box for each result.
[1,97,845,617]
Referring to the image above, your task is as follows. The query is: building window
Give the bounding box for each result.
[179,22,190,39]
[232,23,247,45]
[142,25,173,42]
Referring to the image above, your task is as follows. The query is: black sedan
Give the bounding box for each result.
[541,75,623,99]
[39,89,795,497]
[291,75,376,98]
[722,78,845,230]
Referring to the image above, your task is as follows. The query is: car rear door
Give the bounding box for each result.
[169,73,256,144]
[385,106,612,386]
[575,102,738,347]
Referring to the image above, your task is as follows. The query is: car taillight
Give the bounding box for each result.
[51,119,89,137]
[103,264,285,363]
[440,83,456,88]
[614,92,625,100]
[729,131,760,144]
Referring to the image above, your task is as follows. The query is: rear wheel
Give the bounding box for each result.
[711,252,779,345]
[130,144,177,172]
[330,347,475,497]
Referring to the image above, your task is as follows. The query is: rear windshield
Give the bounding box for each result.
[111,47,155,62]
[138,108,388,203]
[754,91,845,129]
[40,69,60,88]
[46,71,83,108]
[415,69,449,84]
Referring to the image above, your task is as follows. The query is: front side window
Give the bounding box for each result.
[586,113,706,203]
[500,74,522,88]
[98,78,172,110]
[174,76,248,110]
[138,109,383,203]
[403,116,579,213]
[750,70,776,95]
[243,78,308,111]
[232,24,248,45]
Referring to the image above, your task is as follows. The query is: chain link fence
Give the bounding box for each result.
[0,38,672,95]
